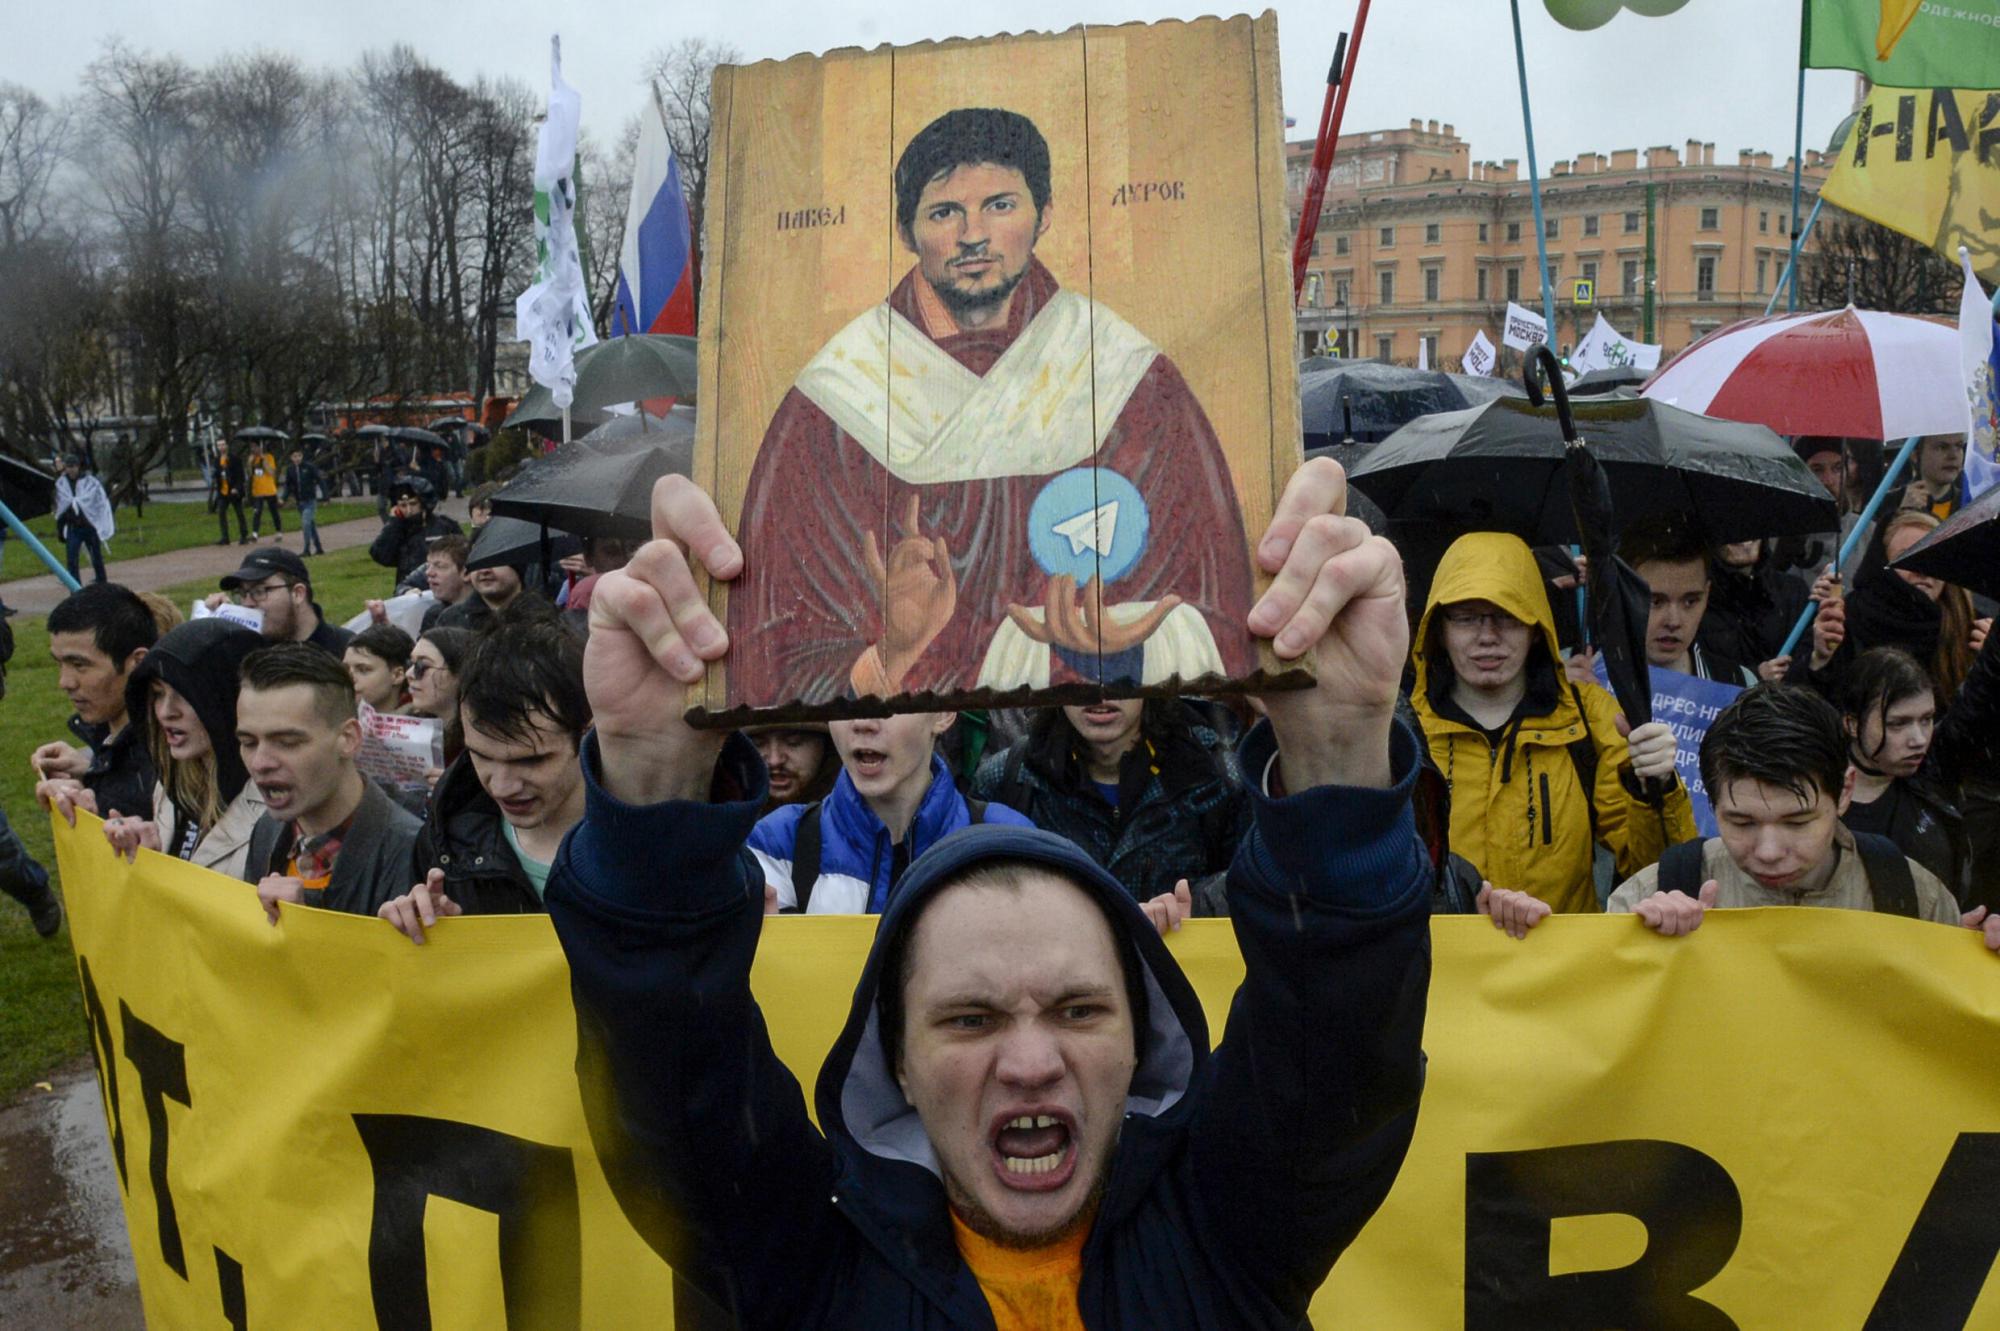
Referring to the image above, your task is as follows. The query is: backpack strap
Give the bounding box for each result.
[1656,838,1707,901]
[1564,731,1602,851]
[1850,832,1919,918]
[787,801,823,914]
[964,798,988,825]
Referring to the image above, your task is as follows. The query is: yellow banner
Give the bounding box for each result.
[53,814,2000,1327]
[1821,85,2000,281]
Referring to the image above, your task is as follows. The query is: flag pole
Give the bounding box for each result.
[1508,0,1558,341]
[1291,2,1373,303]
[1787,8,1808,312]
[1767,193,1824,315]
[0,498,80,592]
[1776,433,1921,659]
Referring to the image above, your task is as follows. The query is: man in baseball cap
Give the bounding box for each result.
[214,547,353,658]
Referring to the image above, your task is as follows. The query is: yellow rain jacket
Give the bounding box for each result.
[1412,532,1696,914]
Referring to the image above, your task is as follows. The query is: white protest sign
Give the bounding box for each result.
[355,703,443,788]
[1572,311,1662,375]
[1502,301,1548,351]
[1463,330,1497,378]
[192,600,263,632]
[344,590,435,638]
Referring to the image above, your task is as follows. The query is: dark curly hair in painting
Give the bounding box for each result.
[894,107,1052,242]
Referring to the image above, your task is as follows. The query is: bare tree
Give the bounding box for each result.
[0,84,70,251]
[1799,211,1959,315]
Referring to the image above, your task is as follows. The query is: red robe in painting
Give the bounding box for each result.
[727,258,1255,708]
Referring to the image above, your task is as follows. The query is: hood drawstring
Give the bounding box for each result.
[1496,713,1528,785]
[1522,747,1537,848]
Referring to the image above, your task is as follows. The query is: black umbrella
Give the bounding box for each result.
[1348,392,1838,547]
[488,436,691,540]
[424,417,472,434]
[1299,362,1471,443]
[298,432,334,446]
[502,334,699,428]
[580,404,695,445]
[386,426,448,448]
[1525,346,1654,729]
[352,424,391,439]
[1448,373,1529,405]
[1568,365,1651,397]
[464,515,583,571]
[0,453,56,521]
[1303,442,1387,534]
[1889,482,2000,600]
[233,425,289,442]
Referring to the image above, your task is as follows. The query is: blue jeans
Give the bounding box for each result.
[298,501,325,554]
[65,523,106,583]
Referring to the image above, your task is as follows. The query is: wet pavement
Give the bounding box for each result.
[0,1061,144,1328]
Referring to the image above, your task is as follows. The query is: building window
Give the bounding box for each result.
[1544,217,1560,239]
[1379,269,1396,305]
[1506,220,1522,242]
[1334,277,1350,306]
[1758,210,1769,233]
[1622,259,1640,295]
[1380,225,1395,247]
[1310,238,1321,257]
[1623,211,1640,234]
[1506,267,1521,301]
[1424,266,1441,302]
[1478,222,1490,242]
[1335,233,1350,256]
[1477,267,1489,301]
[1756,256,1768,293]
[1581,260,1598,288]
[1583,215,1600,237]
[1425,221,1441,244]
[1697,255,1717,299]
[1377,334,1394,361]
[1699,206,1720,231]
[1423,334,1440,366]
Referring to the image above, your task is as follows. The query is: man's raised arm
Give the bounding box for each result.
[1188,459,1433,1319]
[544,478,841,1324]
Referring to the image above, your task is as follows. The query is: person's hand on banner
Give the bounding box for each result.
[1634,882,1717,937]
[365,599,389,626]
[1626,721,1678,783]
[102,810,161,862]
[258,875,305,925]
[378,869,463,945]
[1250,458,1405,790]
[35,777,97,825]
[585,476,739,804]
[1958,906,2000,953]
[30,741,88,781]
[1477,882,1551,939]
[1140,879,1194,936]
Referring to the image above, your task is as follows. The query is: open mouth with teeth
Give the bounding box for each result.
[989,1111,1077,1191]
[848,748,890,776]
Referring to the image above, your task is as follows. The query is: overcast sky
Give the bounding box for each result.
[9,0,1858,169]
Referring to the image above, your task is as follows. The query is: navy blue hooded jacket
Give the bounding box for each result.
[546,719,1432,1329]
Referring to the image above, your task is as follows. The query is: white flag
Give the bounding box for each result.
[514,36,598,410]
[1462,330,1497,378]
[1959,247,1999,498]
[1501,302,1548,351]
[1416,337,1429,371]
[1571,311,1662,375]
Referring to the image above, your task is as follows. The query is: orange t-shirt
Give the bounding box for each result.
[951,1212,1088,1331]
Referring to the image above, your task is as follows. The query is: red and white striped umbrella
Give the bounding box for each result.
[1640,307,1962,441]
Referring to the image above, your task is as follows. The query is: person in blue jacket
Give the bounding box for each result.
[546,458,1431,1330]
[749,710,1034,914]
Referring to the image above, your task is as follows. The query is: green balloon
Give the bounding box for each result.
[1543,0,1690,30]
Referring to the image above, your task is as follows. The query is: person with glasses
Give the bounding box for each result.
[1411,531,1696,917]
[210,548,353,658]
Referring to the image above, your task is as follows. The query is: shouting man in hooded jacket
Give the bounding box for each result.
[545,457,1431,1330]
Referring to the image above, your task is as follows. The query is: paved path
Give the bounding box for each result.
[0,500,468,616]
[0,1063,143,1328]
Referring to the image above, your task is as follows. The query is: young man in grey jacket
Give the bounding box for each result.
[233,644,420,920]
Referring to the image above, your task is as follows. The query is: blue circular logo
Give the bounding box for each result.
[1027,469,1149,585]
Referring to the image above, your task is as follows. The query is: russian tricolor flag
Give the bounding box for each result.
[612,104,696,339]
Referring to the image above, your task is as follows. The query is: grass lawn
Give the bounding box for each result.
[1,498,377,583]
[0,545,390,1099]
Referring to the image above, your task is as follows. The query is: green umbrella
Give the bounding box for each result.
[502,334,697,429]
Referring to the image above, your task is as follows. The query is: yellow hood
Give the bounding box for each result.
[1412,531,1567,704]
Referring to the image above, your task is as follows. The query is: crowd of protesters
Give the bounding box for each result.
[4,421,1998,1331]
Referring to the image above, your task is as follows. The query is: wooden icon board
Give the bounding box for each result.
[692,12,1306,723]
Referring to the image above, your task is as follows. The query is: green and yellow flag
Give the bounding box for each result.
[1805,0,2000,88]
[1821,84,2000,280]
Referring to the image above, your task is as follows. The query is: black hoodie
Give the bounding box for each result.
[123,619,264,839]
[548,724,1431,1329]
